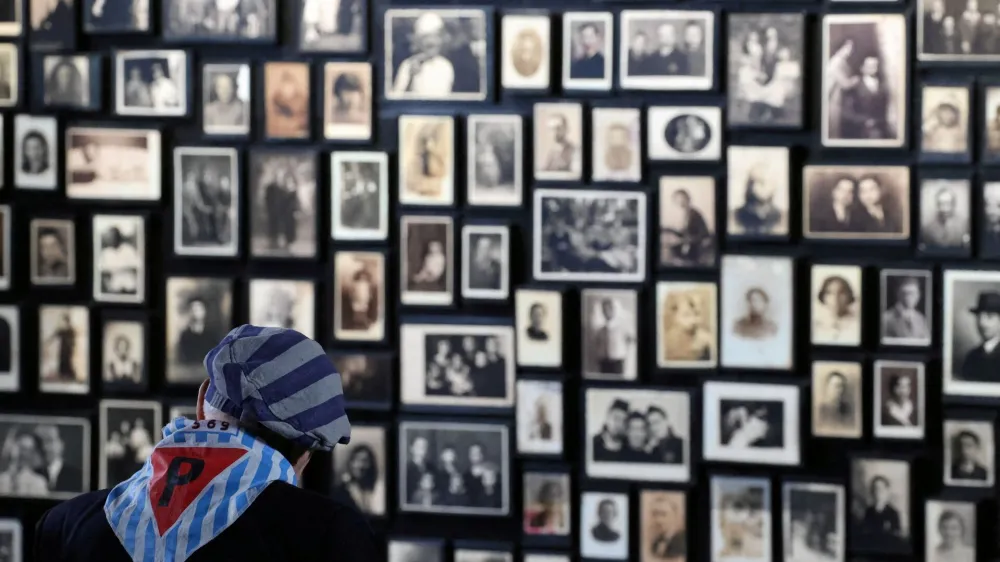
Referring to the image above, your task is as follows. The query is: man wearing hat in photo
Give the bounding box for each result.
[34,325,380,562]
[959,292,1000,381]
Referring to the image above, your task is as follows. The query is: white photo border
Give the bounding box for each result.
[873,360,926,440]
[330,150,389,241]
[172,146,240,257]
[461,224,510,301]
[98,399,163,489]
[561,11,613,92]
[703,380,801,466]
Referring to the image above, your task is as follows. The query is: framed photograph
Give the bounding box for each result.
[533,188,646,283]
[38,304,89,394]
[925,499,977,562]
[0,206,6,290]
[803,165,911,241]
[398,420,509,516]
[703,381,801,466]
[165,277,233,384]
[516,378,563,456]
[83,0,149,32]
[168,404,196,420]
[330,352,393,410]
[323,61,372,141]
[247,278,315,338]
[591,107,641,183]
[0,414,90,498]
[41,54,94,109]
[821,14,907,148]
[462,224,509,301]
[29,217,74,286]
[984,85,1000,162]
[726,13,804,128]
[515,288,562,369]
[638,490,686,562]
[619,10,714,91]
[647,106,722,161]
[296,0,366,53]
[262,61,310,140]
[943,269,1000,398]
[920,83,971,161]
[710,475,772,562]
[389,539,444,562]
[874,360,925,440]
[810,264,862,346]
[919,0,998,61]
[467,114,523,207]
[811,360,863,439]
[162,0,275,42]
[0,519,20,562]
[561,11,612,91]
[399,321,514,410]
[782,481,845,562]
[581,289,638,381]
[92,214,144,304]
[332,424,386,516]
[455,547,513,562]
[0,0,21,36]
[65,127,161,201]
[201,62,250,136]
[400,215,453,306]
[585,387,690,483]
[659,176,715,268]
[248,149,317,259]
[523,470,571,537]
[524,555,570,562]
[173,146,239,257]
[726,146,790,239]
[330,151,388,241]
[384,8,490,102]
[580,491,629,560]
[983,182,1000,258]
[0,306,18,392]
[98,399,161,488]
[849,456,911,553]
[879,269,932,347]
[532,102,583,182]
[398,114,454,206]
[334,251,385,342]
[501,13,550,91]
[943,418,995,488]
[720,255,794,370]
[29,0,74,50]
[14,114,57,190]
[918,178,971,256]
[0,43,17,107]
[114,49,188,117]
[656,281,717,369]
[101,314,147,392]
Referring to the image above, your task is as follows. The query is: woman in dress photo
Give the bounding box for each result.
[337,444,383,514]
[825,40,859,139]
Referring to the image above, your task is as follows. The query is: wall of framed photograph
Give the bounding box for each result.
[0,0,996,561]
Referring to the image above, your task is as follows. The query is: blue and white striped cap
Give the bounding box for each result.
[202,325,351,451]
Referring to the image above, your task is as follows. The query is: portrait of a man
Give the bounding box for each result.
[957,291,1000,381]
[857,476,903,543]
[881,274,931,345]
[564,14,610,89]
[733,288,777,341]
[590,499,620,543]
[920,180,970,253]
[949,429,989,482]
[503,14,547,89]
[202,64,250,135]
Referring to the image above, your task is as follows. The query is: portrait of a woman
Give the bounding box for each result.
[336,444,384,516]
[20,131,50,176]
[812,273,860,345]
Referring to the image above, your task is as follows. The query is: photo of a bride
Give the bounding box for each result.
[727,13,804,128]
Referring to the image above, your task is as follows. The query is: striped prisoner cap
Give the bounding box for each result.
[202,325,351,451]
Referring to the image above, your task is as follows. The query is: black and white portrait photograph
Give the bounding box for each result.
[92,214,144,304]
[385,8,490,102]
[0,207,7,291]
[523,556,569,562]
[0,0,20,36]
[523,471,571,537]
[727,13,805,128]
[333,251,385,342]
[65,127,161,201]
[703,381,801,466]
[249,150,316,259]
[720,255,794,370]
[619,9,715,91]
[580,491,629,560]
[516,379,563,456]
[462,224,509,301]
[710,475,772,562]
[919,178,971,255]
[647,105,722,161]
[591,107,642,184]
[533,102,583,182]
[874,360,926,440]
[726,145,790,238]
[202,62,250,136]
[398,420,509,516]
[330,151,388,241]
[389,539,444,562]
[921,84,971,158]
[162,0,276,42]
[400,322,514,410]
[101,317,145,391]
[500,13,550,91]
[29,0,75,50]
[98,399,160,488]
[38,305,89,395]
[14,114,57,190]
[943,269,1000,398]
[919,0,1000,61]
[164,276,232,384]
[398,114,454,207]
[585,387,690,482]
[248,278,315,339]
[332,424,386,516]
[0,306,18,393]
[821,14,908,148]
[42,55,89,108]
[639,490,686,562]
[943,419,995,487]
[810,264,863,347]
[561,11,612,91]
[83,0,149,32]
[0,43,17,107]
[880,269,932,347]
[455,548,513,562]
[114,49,188,117]
[985,87,1000,162]
[515,288,562,369]
[323,61,372,141]
[29,218,74,286]
[659,176,716,268]
[581,289,638,380]
[925,500,977,562]
[298,0,366,53]
[0,414,89,499]
[467,114,522,207]
[330,352,393,409]
[803,165,911,241]
[657,281,718,369]
[812,360,863,439]
[0,519,20,562]
[533,189,646,283]
[782,482,845,562]
[983,182,1000,258]
[173,146,239,257]
[849,457,911,553]
[400,215,453,306]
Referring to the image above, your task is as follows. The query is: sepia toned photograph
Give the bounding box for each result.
[516,378,563,456]
[720,255,794,370]
[944,269,1000,398]
[332,424,386,517]
[0,414,90,499]
[399,114,454,206]
[783,482,845,562]
[849,456,911,553]
[83,0,149,32]
[14,114,57,190]
[0,519,20,562]
[162,0,275,42]
[591,107,641,183]
[710,475,771,562]
[515,288,562,369]
[533,102,583,182]
[38,305,89,394]
[165,276,232,384]
[562,11,612,91]
[523,470,571,537]
[389,540,444,562]
[810,264,863,347]
[400,215,453,306]
[331,151,388,241]
[0,306,16,392]
[263,61,310,139]
[92,214,144,304]
[173,146,239,257]
[703,381,801,466]
[501,13,550,91]
[101,317,146,391]
[619,9,715,91]
[467,114,522,207]
[580,491,629,560]
[29,218,74,286]
[0,206,6,291]
[921,84,971,159]
[639,490,686,562]
[330,352,393,409]
[65,127,161,200]
[812,360,863,439]
[984,86,1000,161]
[983,182,1000,258]
[0,0,20,36]
[114,49,188,117]
[880,268,932,347]
[647,105,722,161]
[98,399,160,488]
[803,165,911,241]
[297,0,366,53]
[657,281,718,369]
[726,145,790,238]
[659,176,716,268]
[943,419,995,488]
[726,13,805,128]
[385,8,490,102]
[0,43,17,107]
[874,360,925,440]
[323,61,372,141]
[249,150,317,259]
[42,55,90,108]
[919,178,971,255]
[462,224,508,301]
[201,62,250,136]
[248,278,315,339]
[334,251,385,342]
[925,500,977,562]
[581,289,638,381]
[30,0,74,50]
[919,0,1000,61]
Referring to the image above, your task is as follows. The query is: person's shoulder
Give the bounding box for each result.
[35,489,117,557]
[39,489,112,531]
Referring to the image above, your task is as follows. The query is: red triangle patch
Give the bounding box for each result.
[147,446,248,535]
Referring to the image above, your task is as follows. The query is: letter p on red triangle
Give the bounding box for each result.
[148,446,248,535]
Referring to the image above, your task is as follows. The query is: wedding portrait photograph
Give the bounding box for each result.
[162,0,276,42]
[811,360,863,439]
[201,62,251,136]
[29,218,75,286]
[248,149,317,259]
[0,414,90,499]
[467,114,522,207]
[810,264,863,347]
[516,378,563,456]
[65,127,161,201]
[400,215,453,306]
[173,146,239,257]
[659,176,716,268]
[720,255,794,370]
[656,281,718,369]
[323,61,372,141]
[561,11,612,91]
[501,13,550,91]
[333,251,385,342]
[38,305,90,395]
[114,49,188,117]
[782,482,845,562]
[92,214,145,304]
[164,276,232,384]
[100,316,146,392]
[0,306,18,392]
[332,424,386,517]
[581,289,638,381]
[14,114,57,190]
[579,491,629,560]
[515,288,563,369]
[925,500,977,562]
[703,380,801,466]
[918,178,971,256]
[943,419,995,488]
[647,105,722,161]
[533,102,583,182]
[803,165,911,241]
[943,269,1000,398]
[522,470,571,538]
[591,107,641,184]
[710,475,771,562]
[398,114,454,207]
[619,9,715,91]
[263,61,310,140]
[296,0,367,53]
[97,399,160,488]
[873,360,926,440]
[920,84,971,159]
[726,13,804,128]
[461,224,509,301]
[639,490,686,562]
[880,268,933,347]
[247,278,316,339]
[849,456,911,553]
[726,145,790,238]
[330,151,388,241]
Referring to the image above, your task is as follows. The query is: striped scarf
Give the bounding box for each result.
[104,417,297,562]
